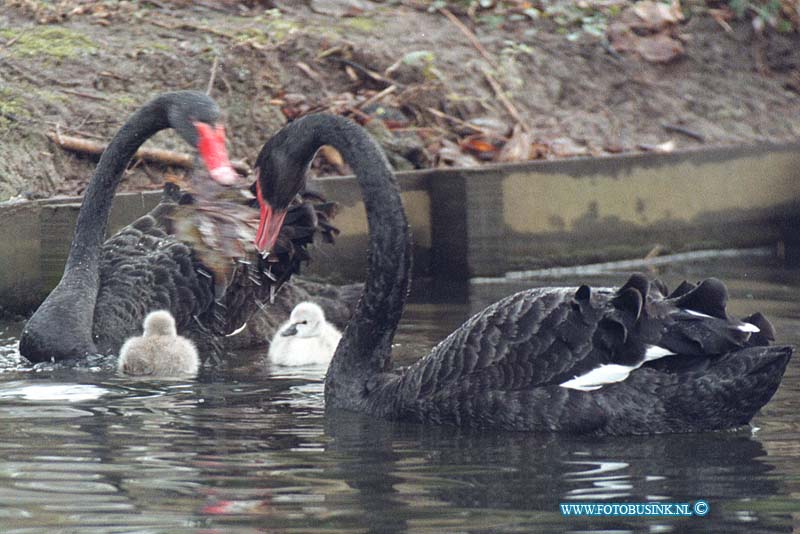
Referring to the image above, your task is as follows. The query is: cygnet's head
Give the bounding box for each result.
[143,310,178,337]
[282,302,326,338]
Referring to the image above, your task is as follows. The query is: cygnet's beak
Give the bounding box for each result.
[281,323,299,337]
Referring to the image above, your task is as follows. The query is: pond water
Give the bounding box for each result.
[0,253,798,533]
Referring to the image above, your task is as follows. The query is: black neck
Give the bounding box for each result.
[20,92,203,360]
[277,115,411,380]
[66,97,171,270]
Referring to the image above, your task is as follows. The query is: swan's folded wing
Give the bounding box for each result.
[403,287,606,398]
[401,275,771,399]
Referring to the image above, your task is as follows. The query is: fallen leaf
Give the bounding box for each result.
[319,145,345,171]
[632,0,683,30]
[460,135,502,161]
[436,138,481,167]
[530,142,550,159]
[467,116,512,138]
[498,124,532,162]
[636,33,684,63]
[550,137,589,158]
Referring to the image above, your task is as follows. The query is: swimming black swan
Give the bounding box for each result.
[19,91,353,364]
[118,310,199,377]
[253,113,793,435]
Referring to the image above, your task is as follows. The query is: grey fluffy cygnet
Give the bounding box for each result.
[268,302,341,366]
[117,310,199,377]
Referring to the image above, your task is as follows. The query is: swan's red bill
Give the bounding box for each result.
[255,179,287,254]
[194,122,238,185]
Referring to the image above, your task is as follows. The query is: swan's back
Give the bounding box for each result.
[92,184,351,357]
[94,186,212,353]
[117,310,199,377]
[381,275,792,435]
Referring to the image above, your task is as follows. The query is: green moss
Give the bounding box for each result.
[0,88,26,117]
[149,42,172,52]
[234,9,301,45]
[113,94,137,107]
[344,17,377,33]
[234,27,271,46]
[0,27,97,59]
[33,88,70,106]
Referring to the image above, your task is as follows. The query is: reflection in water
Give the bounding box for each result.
[0,258,797,533]
[323,408,788,533]
[0,382,109,402]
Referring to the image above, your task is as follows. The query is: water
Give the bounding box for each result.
[0,255,798,533]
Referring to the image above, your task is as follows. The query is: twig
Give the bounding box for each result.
[326,56,393,87]
[1,33,22,49]
[0,111,20,123]
[206,55,220,96]
[482,69,528,132]
[98,70,129,81]
[0,112,106,139]
[0,56,81,87]
[59,88,109,101]
[426,107,485,134]
[356,85,397,110]
[147,17,233,39]
[295,61,321,81]
[46,132,251,175]
[439,8,498,70]
[601,39,624,62]
[662,123,705,142]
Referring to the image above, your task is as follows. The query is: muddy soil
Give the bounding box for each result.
[1,0,799,202]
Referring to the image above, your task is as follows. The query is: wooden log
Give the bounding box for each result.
[46,132,251,175]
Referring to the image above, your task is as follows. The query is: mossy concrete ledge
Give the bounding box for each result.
[1,143,799,314]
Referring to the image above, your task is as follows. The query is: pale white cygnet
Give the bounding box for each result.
[117,310,199,377]
[268,302,342,366]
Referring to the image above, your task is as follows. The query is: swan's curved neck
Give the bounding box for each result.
[67,98,169,269]
[21,94,187,360]
[283,116,411,381]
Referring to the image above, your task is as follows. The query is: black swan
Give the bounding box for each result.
[19,91,353,364]
[117,310,199,377]
[253,113,793,435]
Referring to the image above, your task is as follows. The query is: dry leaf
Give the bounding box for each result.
[436,138,481,167]
[529,142,550,159]
[633,0,683,30]
[460,135,501,161]
[550,137,589,158]
[319,145,345,170]
[498,124,533,162]
[637,33,684,63]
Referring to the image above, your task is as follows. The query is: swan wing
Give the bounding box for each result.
[393,275,790,433]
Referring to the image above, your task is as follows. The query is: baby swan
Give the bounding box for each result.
[268,302,342,366]
[117,310,199,377]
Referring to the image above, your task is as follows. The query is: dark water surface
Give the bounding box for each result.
[0,255,798,533]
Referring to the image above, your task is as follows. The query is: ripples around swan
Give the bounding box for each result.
[0,258,798,533]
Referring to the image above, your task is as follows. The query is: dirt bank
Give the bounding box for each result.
[1,0,799,202]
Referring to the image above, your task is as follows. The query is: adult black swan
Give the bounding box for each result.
[253,113,793,435]
[19,91,353,364]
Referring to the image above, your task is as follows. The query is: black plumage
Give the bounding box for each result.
[20,92,355,363]
[255,113,793,435]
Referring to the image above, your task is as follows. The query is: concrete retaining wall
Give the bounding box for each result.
[1,143,798,314]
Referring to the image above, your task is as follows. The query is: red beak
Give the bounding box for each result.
[194,122,238,185]
[254,179,287,255]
